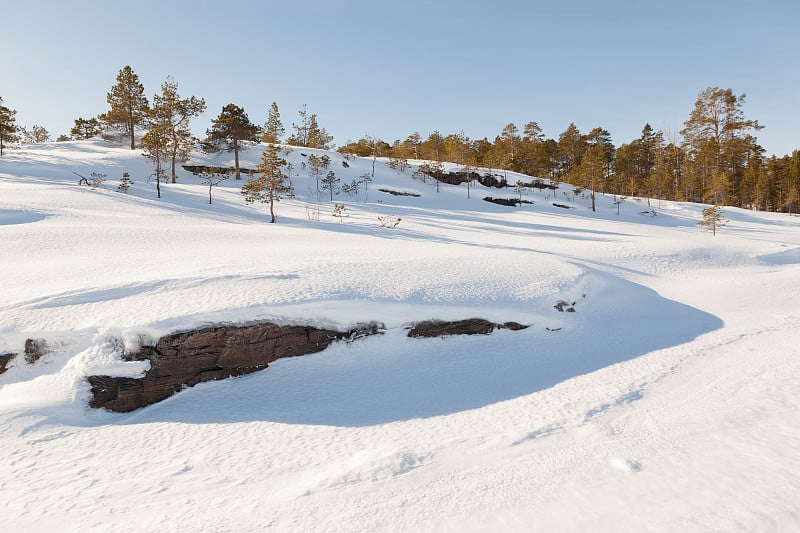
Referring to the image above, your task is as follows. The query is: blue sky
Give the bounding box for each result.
[4,0,799,155]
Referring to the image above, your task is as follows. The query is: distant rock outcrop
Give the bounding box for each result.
[407,319,528,338]
[88,321,383,412]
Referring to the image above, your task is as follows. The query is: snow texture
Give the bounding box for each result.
[1,139,799,532]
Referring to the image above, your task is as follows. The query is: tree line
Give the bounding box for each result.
[339,88,799,213]
[1,67,798,213]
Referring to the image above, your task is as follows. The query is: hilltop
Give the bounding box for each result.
[1,139,799,531]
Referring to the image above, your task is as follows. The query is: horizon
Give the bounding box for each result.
[4,0,799,156]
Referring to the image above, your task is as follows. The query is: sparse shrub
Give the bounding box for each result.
[332,203,348,221]
[378,215,401,228]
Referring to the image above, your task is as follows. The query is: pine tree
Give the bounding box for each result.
[0,97,19,156]
[306,113,334,149]
[557,123,586,178]
[20,124,50,144]
[151,77,206,183]
[70,117,103,140]
[117,172,133,193]
[194,169,229,204]
[306,154,325,192]
[577,144,605,211]
[321,170,340,200]
[261,102,285,144]
[681,87,763,206]
[103,66,150,149]
[498,123,520,171]
[207,104,259,180]
[241,143,293,223]
[141,123,170,198]
[698,205,727,235]
[287,104,333,149]
[288,104,310,147]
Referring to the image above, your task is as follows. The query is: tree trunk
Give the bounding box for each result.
[129,111,135,150]
[234,142,241,180]
[171,146,178,183]
[208,184,213,204]
[269,186,276,223]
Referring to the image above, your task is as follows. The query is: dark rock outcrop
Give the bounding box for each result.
[483,197,534,207]
[0,353,16,374]
[88,321,383,412]
[181,165,257,176]
[407,319,528,338]
[378,188,421,197]
[416,168,558,191]
[24,339,49,364]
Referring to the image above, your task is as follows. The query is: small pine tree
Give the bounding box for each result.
[514,180,527,205]
[194,169,229,204]
[242,143,293,223]
[698,205,727,235]
[141,124,170,198]
[117,172,133,193]
[71,117,103,140]
[321,170,340,200]
[261,102,285,144]
[307,154,325,192]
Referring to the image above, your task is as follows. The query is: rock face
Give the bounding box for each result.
[407,319,528,338]
[0,353,16,374]
[88,321,382,412]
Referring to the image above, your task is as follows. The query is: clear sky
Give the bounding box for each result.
[4,0,799,155]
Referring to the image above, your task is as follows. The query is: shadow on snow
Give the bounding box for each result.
[105,268,722,428]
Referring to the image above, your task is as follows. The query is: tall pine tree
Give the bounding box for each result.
[207,104,260,180]
[103,66,150,149]
[681,87,763,204]
[261,102,285,144]
[151,77,206,183]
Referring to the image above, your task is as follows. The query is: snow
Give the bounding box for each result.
[1,139,799,531]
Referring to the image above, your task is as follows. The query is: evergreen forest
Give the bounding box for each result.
[1,68,798,213]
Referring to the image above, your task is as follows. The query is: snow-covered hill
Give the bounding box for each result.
[1,139,799,532]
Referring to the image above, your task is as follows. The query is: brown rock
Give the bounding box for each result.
[0,353,16,374]
[24,339,49,364]
[499,321,529,331]
[88,321,383,412]
[407,318,497,338]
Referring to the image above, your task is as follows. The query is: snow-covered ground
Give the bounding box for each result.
[1,139,799,532]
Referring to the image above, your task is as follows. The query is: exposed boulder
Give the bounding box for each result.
[88,321,383,412]
[407,318,528,338]
[24,338,49,364]
[0,353,16,374]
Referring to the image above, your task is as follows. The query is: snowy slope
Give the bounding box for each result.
[1,139,799,532]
